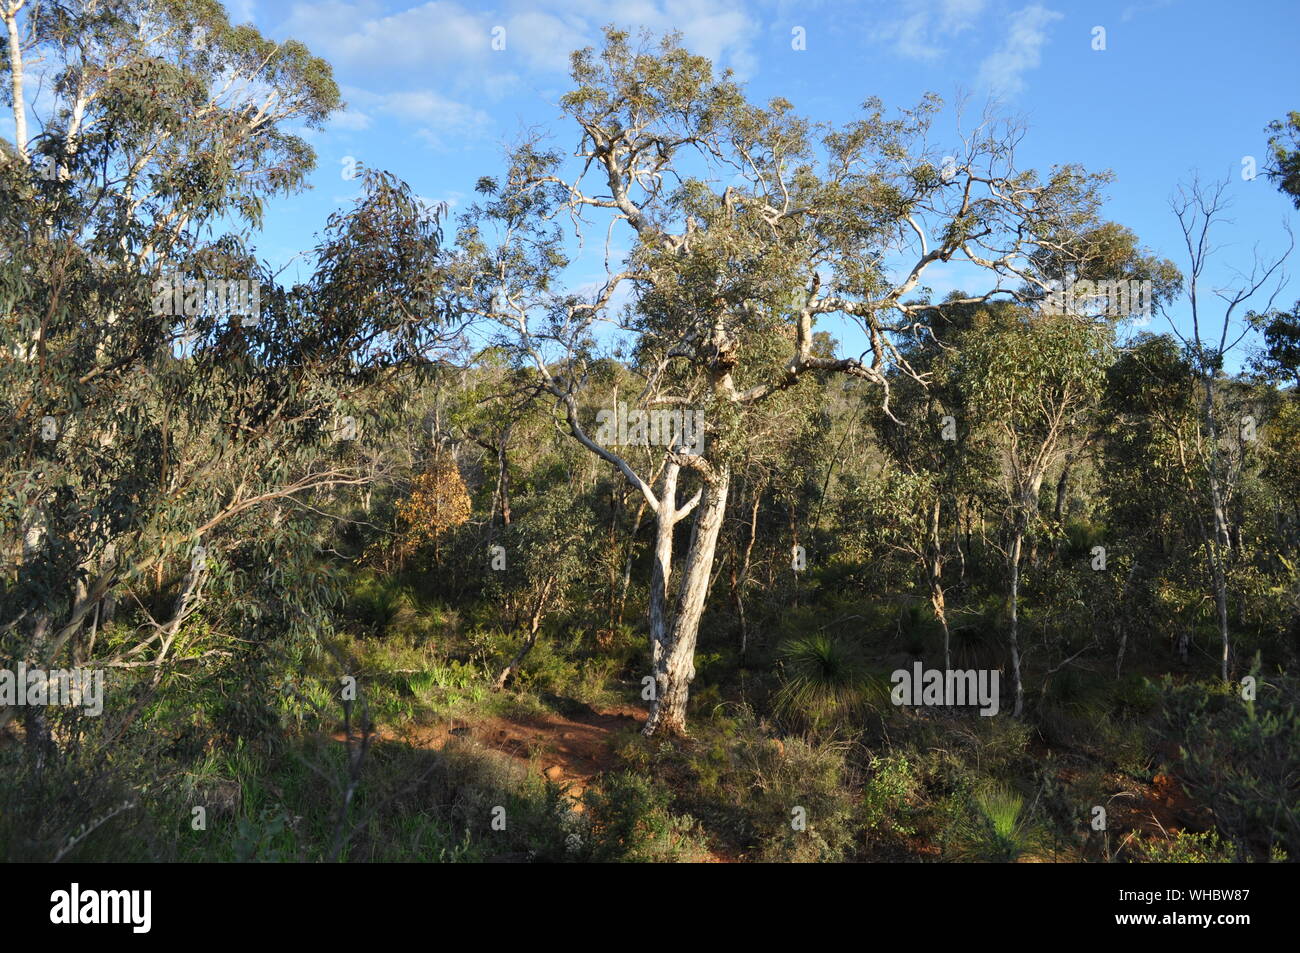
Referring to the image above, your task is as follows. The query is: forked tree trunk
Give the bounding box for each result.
[644,467,730,736]
[1005,477,1043,717]
[647,464,680,671]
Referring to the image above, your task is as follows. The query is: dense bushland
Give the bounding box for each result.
[3,5,1298,863]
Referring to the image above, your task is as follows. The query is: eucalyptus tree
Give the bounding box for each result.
[1267,111,1300,210]
[489,484,601,690]
[943,304,1112,715]
[1254,302,1300,391]
[1163,177,1291,681]
[854,298,996,671]
[0,0,457,750]
[454,29,1121,736]
[1021,222,1180,544]
[1100,335,1203,673]
[931,220,1179,709]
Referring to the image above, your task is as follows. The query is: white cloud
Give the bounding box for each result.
[976,4,1062,98]
[331,109,373,131]
[597,0,760,78]
[275,0,761,151]
[504,11,588,73]
[874,0,987,62]
[340,85,491,146]
[380,90,489,129]
[283,1,490,71]
[280,0,759,80]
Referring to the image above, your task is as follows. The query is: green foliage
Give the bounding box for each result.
[1158,672,1300,859]
[348,572,410,632]
[582,772,709,862]
[774,633,877,731]
[2,18,1297,867]
[1134,830,1236,864]
[1266,111,1300,209]
[943,783,1043,863]
[861,754,920,842]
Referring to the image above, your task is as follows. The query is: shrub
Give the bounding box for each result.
[582,772,708,862]
[1133,830,1236,863]
[1157,670,1300,859]
[861,754,920,845]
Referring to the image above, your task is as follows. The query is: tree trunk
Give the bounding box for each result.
[1201,374,1232,681]
[616,498,647,629]
[926,497,951,671]
[495,577,556,689]
[3,5,28,163]
[1114,558,1140,678]
[1052,456,1074,578]
[646,464,680,675]
[1008,525,1025,718]
[497,431,512,527]
[1053,457,1072,525]
[957,501,969,582]
[788,504,801,607]
[644,467,729,736]
[731,486,762,659]
[495,628,538,691]
[22,612,53,770]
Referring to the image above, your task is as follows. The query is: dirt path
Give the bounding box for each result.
[336,702,646,804]
[448,703,645,802]
[334,701,737,860]
[1104,770,1211,838]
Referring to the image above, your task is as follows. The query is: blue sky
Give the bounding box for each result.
[228,1,1300,359]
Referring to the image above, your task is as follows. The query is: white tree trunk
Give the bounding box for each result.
[647,463,680,672]
[3,3,29,163]
[645,467,729,736]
